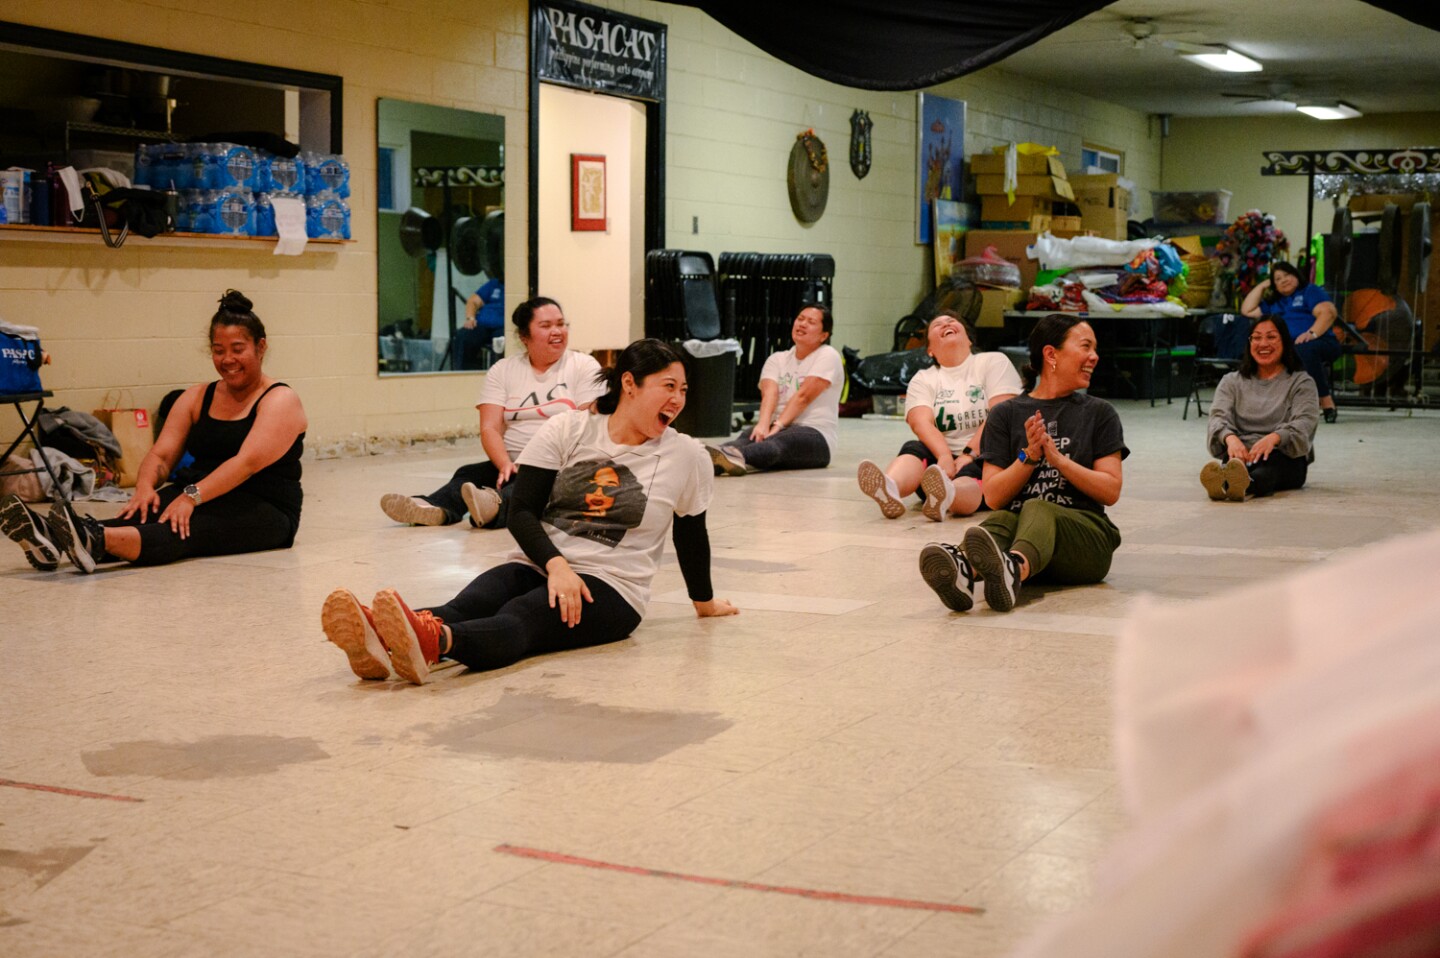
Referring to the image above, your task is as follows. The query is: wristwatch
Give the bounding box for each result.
[183,483,203,505]
[961,446,974,457]
[1016,448,1042,466]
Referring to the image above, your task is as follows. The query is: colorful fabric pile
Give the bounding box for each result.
[1025,241,1186,312]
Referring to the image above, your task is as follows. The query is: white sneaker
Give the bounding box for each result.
[919,465,955,522]
[706,444,749,477]
[460,482,502,527]
[380,493,447,526]
[857,460,905,519]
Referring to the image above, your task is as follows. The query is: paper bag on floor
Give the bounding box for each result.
[93,390,153,488]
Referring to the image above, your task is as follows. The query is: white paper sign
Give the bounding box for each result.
[271,196,308,255]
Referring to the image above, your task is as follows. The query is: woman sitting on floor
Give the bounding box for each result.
[918,313,1126,613]
[857,310,1021,521]
[706,304,843,476]
[1241,260,1340,422]
[2,289,307,573]
[1201,314,1320,502]
[324,339,738,684]
[378,296,603,530]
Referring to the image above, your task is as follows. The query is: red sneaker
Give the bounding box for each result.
[321,589,390,680]
[372,589,444,685]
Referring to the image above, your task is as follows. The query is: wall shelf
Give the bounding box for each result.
[0,223,350,249]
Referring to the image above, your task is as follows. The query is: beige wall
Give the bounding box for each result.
[1163,112,1440,248]
[0,0,529,455]
[2,0,1159,451]
[537,84,646,353]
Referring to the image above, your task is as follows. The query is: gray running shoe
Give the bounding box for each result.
[706,444,748,477]
[857,459,905,519]
[919,464,956,522]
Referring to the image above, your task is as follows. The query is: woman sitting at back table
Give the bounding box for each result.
[857,310,1021,521]
[1200,314,1320,502]
[379,296,603,531]
[2,289,307,573]
[323,339,737,684]
[1241,260,1340,422]
[706,304,843,476]
[918,314,1126,614]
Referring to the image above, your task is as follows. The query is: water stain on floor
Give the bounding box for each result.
[422,691,731,763]
[0,843,96,891]
[80,735,328,780]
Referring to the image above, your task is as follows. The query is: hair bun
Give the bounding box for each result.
[219,289,253,312]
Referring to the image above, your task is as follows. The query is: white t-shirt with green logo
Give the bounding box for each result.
[903,353,1023,455]
[759,344,845,454]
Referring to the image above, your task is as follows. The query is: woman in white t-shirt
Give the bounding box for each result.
[378,296,603,531]
[323,339,739,684]
[857,311,1022,521]
[705,304,844,475]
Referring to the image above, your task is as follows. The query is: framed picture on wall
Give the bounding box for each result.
[916,93,966,244]
[571,153,606,231]
[933,199,968,286]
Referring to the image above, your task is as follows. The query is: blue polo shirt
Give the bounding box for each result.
[1261,284,1335,341]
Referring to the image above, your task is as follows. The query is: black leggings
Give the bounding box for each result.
[727,424,830,471]
[423,562,642,673]
[419,461,512,527]
[1246,452,1309,497]
[100,484,298,566]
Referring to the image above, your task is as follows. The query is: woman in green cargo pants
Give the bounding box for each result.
[918,314,1127,613]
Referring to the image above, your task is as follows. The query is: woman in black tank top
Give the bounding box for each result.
[6,290,309,573]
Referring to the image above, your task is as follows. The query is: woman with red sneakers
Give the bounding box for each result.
[322,339,738,684]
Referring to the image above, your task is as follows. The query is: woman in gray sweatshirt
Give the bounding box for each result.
[1201,315,1320,501]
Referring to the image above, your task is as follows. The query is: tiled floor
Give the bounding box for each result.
[3,399,1438,957]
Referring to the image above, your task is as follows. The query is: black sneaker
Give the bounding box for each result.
[962,525,1022,612]
[918,542,976,612]
[1,494,60,571]
[45,501,98,574]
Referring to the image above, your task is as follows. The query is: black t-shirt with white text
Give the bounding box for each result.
[979,393,1128,515]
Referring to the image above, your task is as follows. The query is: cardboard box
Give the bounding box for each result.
[1070,174,1131,214]
[1080,205,1129,240]
[1051,215,1082,232]
[982,215,1051,232]
[964,229,1043,289]
[974,174,1075,202]
[970,152,1067,179]
[1348,193,1423,213]
[980,194,1052,221]
[975,286,1024,328]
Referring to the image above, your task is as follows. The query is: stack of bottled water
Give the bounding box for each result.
[135,143,349,239]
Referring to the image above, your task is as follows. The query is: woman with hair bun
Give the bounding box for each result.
[917,314,1126,614]
[3,289,308,572]
[322,338,738,685]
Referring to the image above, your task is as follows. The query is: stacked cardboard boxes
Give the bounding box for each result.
[1069,173,1131,240]
[971,152,1077,231]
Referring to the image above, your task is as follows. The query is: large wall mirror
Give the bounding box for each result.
[377,99,504,375]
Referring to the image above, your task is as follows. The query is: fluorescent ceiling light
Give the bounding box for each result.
[1180,47,1263,73]
[1296,102,1363,120]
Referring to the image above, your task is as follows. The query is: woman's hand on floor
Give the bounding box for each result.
[694,598,739,618]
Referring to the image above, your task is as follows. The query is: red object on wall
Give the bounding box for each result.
[571,154,606,232]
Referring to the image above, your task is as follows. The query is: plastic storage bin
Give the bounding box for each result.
[1150,190,1232,225]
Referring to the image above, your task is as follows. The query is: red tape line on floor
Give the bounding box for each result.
[494,843,984,915]
[0,778,144,803]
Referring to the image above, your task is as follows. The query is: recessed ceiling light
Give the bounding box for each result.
[1296,102,1363,120]
[1180,47,1263,73]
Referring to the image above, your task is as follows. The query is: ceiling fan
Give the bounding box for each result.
[1221,81,1297,105]
[1117,16,1218,55]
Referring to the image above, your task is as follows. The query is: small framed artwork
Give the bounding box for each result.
[571,153,606,231]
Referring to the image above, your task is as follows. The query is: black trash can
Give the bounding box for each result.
[670,344,737,439]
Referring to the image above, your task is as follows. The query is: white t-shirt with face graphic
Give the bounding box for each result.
[477,350,605,458]
[511,409,714,613]
[903,352,1023,455]
[759,344,845,454]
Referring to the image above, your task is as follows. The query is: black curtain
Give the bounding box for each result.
[659,1,1440,91]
